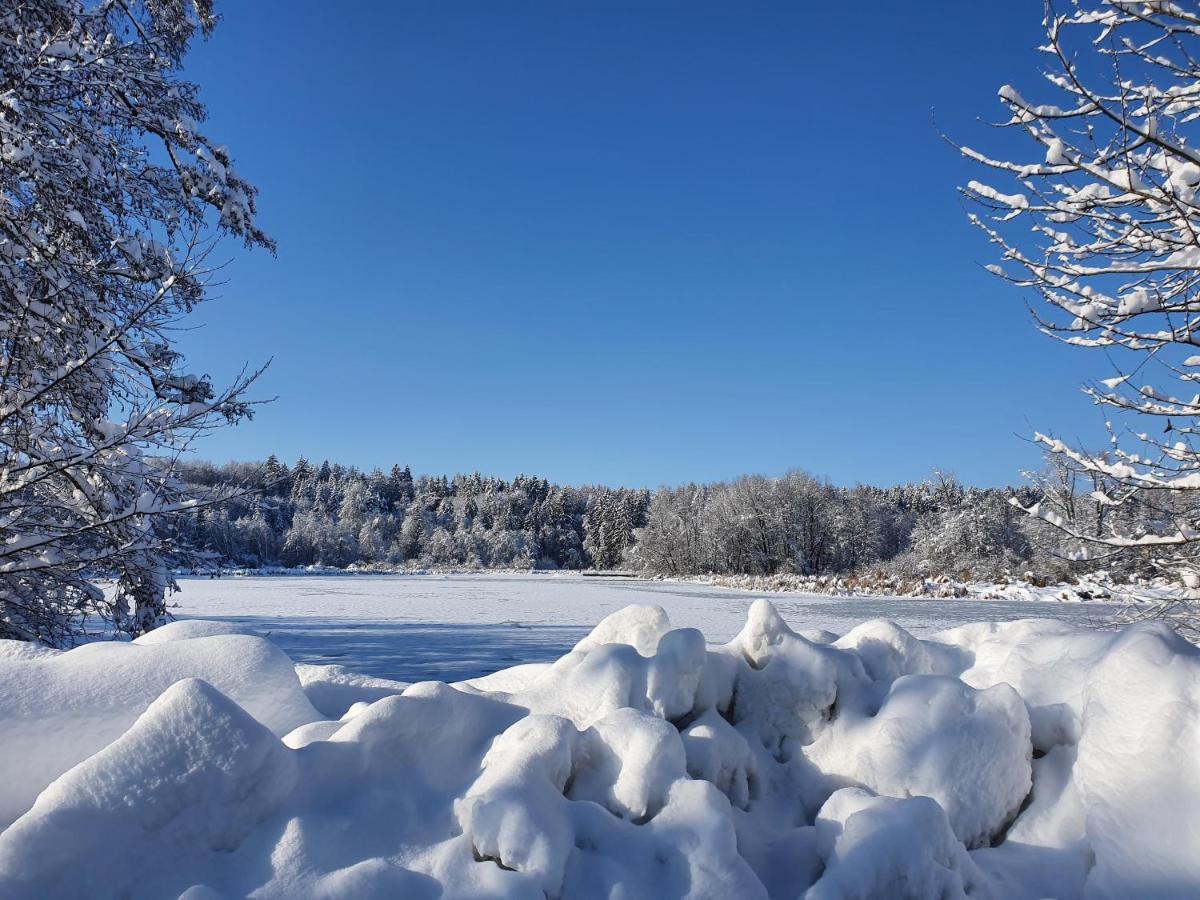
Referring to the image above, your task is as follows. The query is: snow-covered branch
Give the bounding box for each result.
[960,0,1200,611]
[0,1,270,642]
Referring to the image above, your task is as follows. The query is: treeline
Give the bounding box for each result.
[636,474,1027,580]
[176,458,1153,582]
[178,457,648,571]
[637,466,1163,583]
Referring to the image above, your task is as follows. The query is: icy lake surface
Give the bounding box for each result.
[173,573,1116,682]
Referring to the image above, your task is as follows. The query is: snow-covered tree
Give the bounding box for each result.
[0,1,271,642]
[399,511,425,561]
[901,492,1033,582]
[263,454,290,496]
[961,0,1200,624]
[583,489,645,570]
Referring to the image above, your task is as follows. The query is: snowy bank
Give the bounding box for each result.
[664,570,1184,605]
[0,602,1197,898]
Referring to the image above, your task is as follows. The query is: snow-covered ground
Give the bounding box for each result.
[2,575,1195,898]
[170,573,1115,682]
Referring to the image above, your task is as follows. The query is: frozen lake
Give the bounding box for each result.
[173,573,1117,683]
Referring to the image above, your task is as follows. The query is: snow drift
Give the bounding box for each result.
[0,619,318,829]
[0,600,1197,898]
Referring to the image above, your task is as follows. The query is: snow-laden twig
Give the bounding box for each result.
[959,0,1200,629]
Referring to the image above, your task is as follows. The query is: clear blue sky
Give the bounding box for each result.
[180,0,1104,488]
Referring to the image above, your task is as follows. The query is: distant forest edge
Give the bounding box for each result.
[175,456,1160,588]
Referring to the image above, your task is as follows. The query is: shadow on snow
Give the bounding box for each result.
[186,615,590,683]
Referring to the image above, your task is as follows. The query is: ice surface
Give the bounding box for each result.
[170,573,1115,682]
[0,580,1193,899]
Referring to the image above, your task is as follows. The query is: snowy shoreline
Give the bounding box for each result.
[653,572,1180,605]
[179,565,1174,606]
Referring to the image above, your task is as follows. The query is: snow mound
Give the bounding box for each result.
[0,631,319,828]
[0,678,297,900]
[807,674,1031,847]
[571,603,674,657]
[457,661,551,693]
[131,619,255,644]
[833,618,965,680]
[0,640,60,662]
[806,787,989,899]
[948,618,1200,898]
[294,662,410,718]
[0,602,1197,898]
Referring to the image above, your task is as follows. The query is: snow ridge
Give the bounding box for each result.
[0,601,1197,898]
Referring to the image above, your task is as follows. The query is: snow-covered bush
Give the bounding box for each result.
[2,600,1197,897]
[892,491,1033,582]
[0,1,271,642]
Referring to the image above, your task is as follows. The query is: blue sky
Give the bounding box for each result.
[180,0,1104,488]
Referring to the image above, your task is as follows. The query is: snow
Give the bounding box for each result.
[0,577,1196,898]
[0,628,319,829]
[953,618,1200,898]
[0,679,298,900]
[292,663,410,719]
[807,788,990,899]
[806,673,1031,848]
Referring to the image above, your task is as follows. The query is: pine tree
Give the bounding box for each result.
[264,455,290,496]
[400,513,425,561]
[292,457,312,484]
[391,465,415,502]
